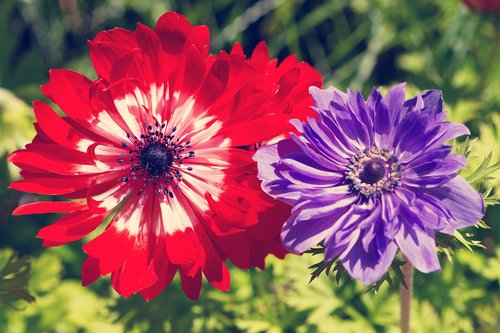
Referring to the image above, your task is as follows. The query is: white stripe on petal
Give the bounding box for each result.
[94,110,131,143]
[113,192,149,235]
[160,193,196,235]
[94,183,132,211]
[113,95,145,137]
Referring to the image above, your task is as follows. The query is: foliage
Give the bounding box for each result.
[0,0,498,332]
[0,249,34,308]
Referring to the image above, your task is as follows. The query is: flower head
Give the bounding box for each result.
[8,12,321,300]
[254,84,484,284]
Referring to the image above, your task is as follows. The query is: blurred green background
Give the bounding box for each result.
[0,0,499,332]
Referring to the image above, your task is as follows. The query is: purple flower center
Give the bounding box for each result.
[139,142,173,177]
[359,160,386,184]
[344,148,402,197]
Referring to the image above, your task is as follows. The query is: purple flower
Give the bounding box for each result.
[253,83,485,284]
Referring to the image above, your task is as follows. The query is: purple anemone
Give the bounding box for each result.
[254,83,485,284]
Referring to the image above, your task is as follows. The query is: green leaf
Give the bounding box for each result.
[0,249,35,308]
[306,245,407,293]
[465,152,500,185]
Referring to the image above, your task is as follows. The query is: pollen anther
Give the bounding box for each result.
[344,147,402,197]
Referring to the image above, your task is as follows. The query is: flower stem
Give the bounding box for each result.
[400,256,413,333]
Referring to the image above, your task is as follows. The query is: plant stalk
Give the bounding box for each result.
[400,256,413,333]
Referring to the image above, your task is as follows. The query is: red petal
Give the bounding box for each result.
[83,194,150,275]
[215,232,251,269]
[205,192,258,233]
[250,41,270,70]
[9,179,79,195]
[155,12,191,55]
[135,23,166,84]
[82,256,101,286]
[89,28,137,80]
[249,237,287,269]
[83,226,135,275]
[165,229,200,265]
[115,237,159,297]
[196,55,230,109]
[245,194,290,238]
[179,267,202,300]
[276,67,300,100]
[33,101,91,151]
[140,264,177,301]
[37,210,106,244]
[175,44,206,100]
[198,229,230,291]
[13,200,87,215]
[140,245,177,300]
[93,27,137,45]
[41,69,95,121]
[230,43,244,56]
[186,25,210,56]
[108,48,145,89]
[42,240,66,247]
[8,147,93,175]
[206,261,230,291]
[9,171,117,196]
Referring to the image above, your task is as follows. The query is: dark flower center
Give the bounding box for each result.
[118,121,195,197]
[344,148,403,198]
[139,142,173,177]
[359,160,386,184]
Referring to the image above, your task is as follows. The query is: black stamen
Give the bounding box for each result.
[138,142,173,177]
[359,160,386,184]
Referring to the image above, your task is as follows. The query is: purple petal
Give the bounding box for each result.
[294,194,356,220]
[281,151,342,178]
[338,230,398,285]
[421,89,444,115]
[373,100,392,147]
[309,86,338,111]
[290,125,348,168]
[403,174,454,189]
[403,94,424,113]
[403,154,467,189]
[384,83,406,116]
[346,89,373,147]
[428,122,470,149]
[404,146,453,168]
[380,193,402,238]
[253,139,301,204]
[323,208,362,261]
[280,168,341,188]
[312,115,357,159]
[347,90,373,136]
[395,222,440,273]
[395,188,446,230]
[409,155,466,176]
[382,83,406,130]
[296,184,351,201]
[394,111,430,155]
[281,201,351,254]
[327,106,369,150]
[420,176,485,232]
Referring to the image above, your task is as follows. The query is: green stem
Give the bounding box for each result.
[400,256,413,333]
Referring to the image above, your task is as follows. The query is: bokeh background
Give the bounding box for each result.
[0,0,499,332]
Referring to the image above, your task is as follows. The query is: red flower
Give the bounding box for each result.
[8,12,321,300]
[464,0,500,11]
